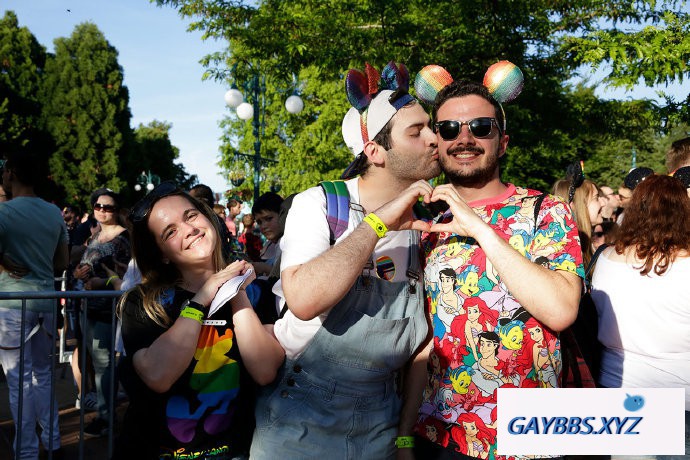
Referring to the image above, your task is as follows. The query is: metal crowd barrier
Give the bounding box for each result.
[0,289,124,460]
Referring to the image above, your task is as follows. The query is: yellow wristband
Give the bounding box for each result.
[363,213,388,238]
[105,275,118,286]
[179,306,205,325]
[395,436,415,448]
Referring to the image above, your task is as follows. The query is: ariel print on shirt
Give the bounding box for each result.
[166,325,240,443]
[417,185,584,459]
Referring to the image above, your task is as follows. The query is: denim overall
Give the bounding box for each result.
[251,217,427,459]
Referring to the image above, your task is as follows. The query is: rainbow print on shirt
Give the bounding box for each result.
[166,326,240,443]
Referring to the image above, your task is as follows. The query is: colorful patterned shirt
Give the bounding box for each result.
[415,184,584,459]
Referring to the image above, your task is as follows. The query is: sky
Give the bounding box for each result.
[4,1,688,196]
[4,0,230,194]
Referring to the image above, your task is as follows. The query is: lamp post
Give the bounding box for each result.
[224,72,303,200]
[134,170,160,192]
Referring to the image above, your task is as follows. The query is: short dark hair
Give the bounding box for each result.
[432,80,505,134]
[666,137,690,173]
[189,184,215,207]
[4,151,40,187]
[252,192,283,215]
[90,187,121,208]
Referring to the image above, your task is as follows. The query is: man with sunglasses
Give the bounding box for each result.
[0,152,69,458]
[251,64,440,458]
[404,81,585,459]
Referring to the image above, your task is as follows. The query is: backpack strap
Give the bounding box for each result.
[320,180,350,245]
[584,243,609,291]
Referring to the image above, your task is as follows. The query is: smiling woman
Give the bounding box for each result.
[114,181,284,459]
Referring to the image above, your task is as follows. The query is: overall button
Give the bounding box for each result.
[293,364,302,373]
[280,390,289,398]
[286,377,295,387]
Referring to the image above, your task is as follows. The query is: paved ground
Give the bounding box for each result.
[0,362,124,459]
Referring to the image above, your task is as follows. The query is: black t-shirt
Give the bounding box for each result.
[115,288,256,459]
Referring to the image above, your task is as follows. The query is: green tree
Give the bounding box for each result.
[123,120,198,204]
[561,8,690,124]
[0,12,50,160]
[156,0,681,192]
[40,22,132,208]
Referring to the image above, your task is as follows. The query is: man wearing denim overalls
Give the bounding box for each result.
[251,61,441,458]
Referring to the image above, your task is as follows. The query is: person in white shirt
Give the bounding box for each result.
[591,174,690,458]
[251,61,440,458]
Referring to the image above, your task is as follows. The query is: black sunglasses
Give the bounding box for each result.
[592,231,605,238]
[93,203,117,213]
[433,117,500,141]
[130,181,179,222]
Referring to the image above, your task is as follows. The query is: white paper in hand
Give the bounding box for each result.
[208,268,254,317]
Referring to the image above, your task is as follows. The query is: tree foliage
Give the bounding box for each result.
[39,23,132,207]
[123,120,198,205]
[0,11,52,177]
[153,0,687,196]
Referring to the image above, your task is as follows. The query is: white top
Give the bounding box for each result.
[273,177,413,358]
[591,248,690,410]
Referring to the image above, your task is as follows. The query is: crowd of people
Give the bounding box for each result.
[0,60,688,460]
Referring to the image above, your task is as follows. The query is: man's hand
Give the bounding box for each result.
[428,184,487,238]
[0,255,30,279]
[374,180,435,232]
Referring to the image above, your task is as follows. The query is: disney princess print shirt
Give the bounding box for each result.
[415,184,584,459]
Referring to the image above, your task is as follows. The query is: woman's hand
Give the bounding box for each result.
[73,263,91,280]
[192,260,252,307]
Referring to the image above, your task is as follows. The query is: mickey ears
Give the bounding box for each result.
[413,60,524,106]
[483,61,524,104]
[345,61,410,112]
[414,65,454,106]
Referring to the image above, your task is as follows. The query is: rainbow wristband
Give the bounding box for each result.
[395,436,415,449]
[179,306,205,325]
[363,213,388,238]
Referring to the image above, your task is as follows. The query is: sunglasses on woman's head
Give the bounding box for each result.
[94,203,116,213]
[130,181,180,222]
[433,117,500,141]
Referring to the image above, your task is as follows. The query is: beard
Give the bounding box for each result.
[440,144,500,187]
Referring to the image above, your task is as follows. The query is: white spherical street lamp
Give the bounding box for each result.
[134,184,142,192]
[236,102,255,121]
[285,94,304,114]
[224,88,244,108]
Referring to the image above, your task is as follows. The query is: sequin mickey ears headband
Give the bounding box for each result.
[413,60,524,132]
[344,61,413,146]
[345,61,410,111]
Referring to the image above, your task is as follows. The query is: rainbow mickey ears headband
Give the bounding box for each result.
[413,60,524,132]
[341,61,414,159]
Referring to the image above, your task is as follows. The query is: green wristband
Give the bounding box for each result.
[179,306,205,325]
[395,436,415,448]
